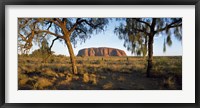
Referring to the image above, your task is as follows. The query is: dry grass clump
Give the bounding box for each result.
[35,78,53,89]
[83,73,90,83]
[82,73,97,85]
[90,74,97,85]
[18,74,29,86]
[59,80,68,85]
[103,82,113,89]
[42,68,58,77]
[58,73,66,77]
[78,66,86,75]
[19,65,35,73]
[18,55,182,90]
[73,75,80,80]
[163,76,176,89]
[19,79,29,86]
[66,73,73,82]
[58,73,74,85]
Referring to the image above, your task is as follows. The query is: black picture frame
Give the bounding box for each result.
[0,0,199,108]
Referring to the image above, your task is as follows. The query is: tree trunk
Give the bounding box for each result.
[64,36,78,74]
[146,35,154,77]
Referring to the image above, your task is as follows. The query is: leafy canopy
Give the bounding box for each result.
[18,18,110,54]
[114,18,182,56]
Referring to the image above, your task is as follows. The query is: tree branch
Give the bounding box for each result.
[169,24,182,28]
[69,19,104,35]
[155,19,182,33]
[49,37,59,53]
[47,22,52,30]
[35,30,64,39]
[19,18,31,29]
[134,18,151,27]
[41,22,53,39]
[82,20,103,29]
[42,37,59,63]
[56,18,62,24]
[133,27,150,36]
[62,18,68,26]
[75,28,87,35]
[46,18,62,28]
[18,33,27,41]
[69,18,83,34]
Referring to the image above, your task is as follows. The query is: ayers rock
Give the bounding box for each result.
[77,47,127,57]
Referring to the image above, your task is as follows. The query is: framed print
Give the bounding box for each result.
[0,0,199,107]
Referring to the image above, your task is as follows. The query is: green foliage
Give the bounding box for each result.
[166,35,172,46]
[115,18,182,56]
[163,38,166,52]
[30,39,54,58]
[18,18,110,51]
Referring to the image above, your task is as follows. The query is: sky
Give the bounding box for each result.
[29,19,182,56]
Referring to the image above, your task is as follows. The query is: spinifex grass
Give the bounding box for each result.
[18,55,182,90]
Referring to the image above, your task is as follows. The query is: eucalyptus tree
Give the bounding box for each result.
[115,18,182,77]
[18,18,109,74]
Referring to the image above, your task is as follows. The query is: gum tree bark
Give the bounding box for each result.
[64,35,78,74]
[146,18,156,77]
[146,34,154,77]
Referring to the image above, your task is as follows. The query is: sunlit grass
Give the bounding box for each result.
[18,55,182,90]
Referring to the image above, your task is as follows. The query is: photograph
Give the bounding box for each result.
[18,18,182,90]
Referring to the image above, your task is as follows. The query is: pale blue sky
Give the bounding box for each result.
[29,19,182,56]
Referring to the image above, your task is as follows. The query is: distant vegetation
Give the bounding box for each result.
[18,55,182,90]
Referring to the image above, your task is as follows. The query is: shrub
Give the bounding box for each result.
[90,74,97,85]
[42,68,58,77]
[83,73,90,83]
[19,77,29,86]
[35,78,53,89]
